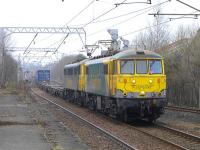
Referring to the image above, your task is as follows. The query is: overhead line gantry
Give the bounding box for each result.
[1,27,86,46]
[1,26,86,55]
[6,47,57,53]
[2,27,85,34]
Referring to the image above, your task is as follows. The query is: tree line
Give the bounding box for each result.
[50,54,86,85]
[132,14,200,108]
[0,29,18,89]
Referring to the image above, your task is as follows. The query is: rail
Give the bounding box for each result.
[32,87,199,150]
[157,123,200,142]
[128,125,190,150]
[166,105,200,114]
[31,88,138,150]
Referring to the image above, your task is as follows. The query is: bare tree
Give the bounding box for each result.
[50,54,86,84]
[0,28,6,88]
[132,8,170,51]
[166,24,200,108]
[0,29,18,89]
[132,32,147,50]
[173,24,198,41]
[133,17,200,108]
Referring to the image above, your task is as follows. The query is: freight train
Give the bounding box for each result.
[37,48,166,122]
[61,49,167,122]
[35,70,50,82]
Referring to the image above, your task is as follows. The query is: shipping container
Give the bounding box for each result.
[35,70,50,82]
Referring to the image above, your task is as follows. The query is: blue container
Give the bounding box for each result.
[36,70,50,82]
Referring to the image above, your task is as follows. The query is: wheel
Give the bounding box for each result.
[148,117,156,123]
[123,110,129,123]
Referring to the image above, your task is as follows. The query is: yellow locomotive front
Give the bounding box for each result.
[113,59,166,99]
[63,49,166,122]
[110,50,167,122]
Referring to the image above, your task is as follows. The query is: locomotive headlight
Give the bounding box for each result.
[149,80,153,84]
[132,80,136,84]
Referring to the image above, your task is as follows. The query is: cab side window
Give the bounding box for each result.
[86,66,88,75]
[113,61,117,74]
[104,64,108,74]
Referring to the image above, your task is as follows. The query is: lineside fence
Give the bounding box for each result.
[167,80,200,109]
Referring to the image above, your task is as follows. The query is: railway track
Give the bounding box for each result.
[165,105,200,114]
[32,88,200,150]
[128,125,191,150]
[31,89,138,150]
[157,123,200,142]
[126,122,200,150]
[145,123,200,150]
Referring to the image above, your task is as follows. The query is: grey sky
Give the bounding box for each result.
[0,0,199,63]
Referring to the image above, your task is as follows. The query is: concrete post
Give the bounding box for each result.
[199,87,200,109]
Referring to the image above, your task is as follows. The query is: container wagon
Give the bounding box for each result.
[35,70,50,82]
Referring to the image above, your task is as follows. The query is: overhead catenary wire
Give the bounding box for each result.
[45,0,96,56]
[50,2,198,58]
[176,0,200,12]
[46,0,128,58]
[64,0,96,26]
[53,34,70,54]
[30,0,199,63]
[149,13,200,16]
[32,0,145,60]
[23,33,38,55]
[121,20,171,36]
[95,0,114,6]
[115,0,151,6]
[43,1,94,55]
[120,10,199,37]
[34,0,95,46]
[63,1,169,56]
[82,0,128,27]
[82,6,118,27]
[87,0,169,37]
[169,16,198,20]
[35,0,150,47]
[95,1,199,37]
[148,0,200,17]
[72,1,165,27]
[92,4,157,23]
[88,9,153,37]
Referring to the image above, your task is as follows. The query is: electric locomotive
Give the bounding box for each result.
[63,49,166,122]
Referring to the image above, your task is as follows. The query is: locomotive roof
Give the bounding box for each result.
[64,59,89,69]
[85,49,162,65]
[64,49,163,67]
[111,49,163,59]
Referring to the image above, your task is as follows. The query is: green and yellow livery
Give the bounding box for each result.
[64,49,166,122]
